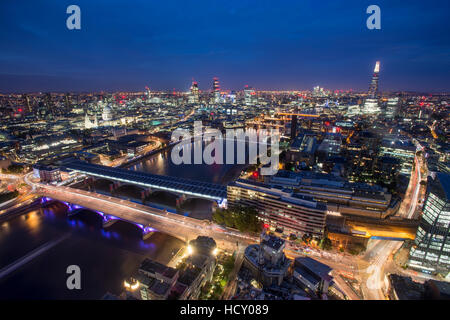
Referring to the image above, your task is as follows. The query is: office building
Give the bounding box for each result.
[316,133,342,162]
[227,179,327,237]
[265,170,399,219]
[189,81,199,104]
[293,257,333,297]
[379,137,416,175]
[125,259,179,300]
[125,236,217,300]
[177,236,217,299]
[409,173,450,276]
[385,97,400,119]
[286,133,318,167]
[243,233,291,287]
[33,164,62,183]
[244,85,257,106]
[213,77,220,103]
[388,274,450,300]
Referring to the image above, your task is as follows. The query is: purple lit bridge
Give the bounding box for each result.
[41,196,156,240]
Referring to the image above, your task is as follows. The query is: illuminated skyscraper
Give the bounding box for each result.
[363,61,381,115]
[145,86,151,102]
[189,80,199,104]
[385,97,399,119]
[409,173,450,276]
[213,77,220,103]
[368,61,380,98]
[244,85,256,106]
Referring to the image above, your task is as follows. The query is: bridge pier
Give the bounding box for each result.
[142,226,155,240]
[176,194,187,208]
[102,214,118,228]
[109,181,122,194]
[67,203,78,217]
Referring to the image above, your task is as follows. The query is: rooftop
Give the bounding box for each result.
[139,259,178,279]
[294,257,332,281]
[261,233,285,251]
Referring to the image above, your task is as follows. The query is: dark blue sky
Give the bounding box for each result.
[0,0,449,93]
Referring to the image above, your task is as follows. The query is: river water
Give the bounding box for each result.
[0,141,250,299]
[0,203,183,299]
[130,140,249,185]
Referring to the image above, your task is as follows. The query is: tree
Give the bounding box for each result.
[347,243,366,255]
[6,164,24,174]
[223,211,235,228]
[302,233,312,245]
[222,255,236,279]
[233,206,262,233]
[319,237,332,251]
[212,209,225,225]
[213,206,262,233]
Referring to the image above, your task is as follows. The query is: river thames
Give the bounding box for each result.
[0,142,249,299]
[0,202,184,299]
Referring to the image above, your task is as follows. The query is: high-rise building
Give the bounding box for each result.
[244,85,256,106]
[409,172,450,276]
[363,61,381,115]
[189,81,199,104]
[368,61,380,98]
[212,77,220,103]
[23,94,32,113]
[145,86,151,101]
[65,93,72,112]
[290,114,298,141]
[385,97,399,119]
[313,86,325,97]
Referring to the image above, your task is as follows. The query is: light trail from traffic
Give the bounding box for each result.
[25,173,256,251]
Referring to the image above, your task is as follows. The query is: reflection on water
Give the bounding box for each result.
[131,141,250,185]
[0,203,184,300]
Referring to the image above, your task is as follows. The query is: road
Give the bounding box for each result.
[25,174,256,251]
[221,244,245,300]
[0,193,37,215]
[398,149,427,220]
[20,173,420,300]
[284,239,406,300]
[359,240,402,300]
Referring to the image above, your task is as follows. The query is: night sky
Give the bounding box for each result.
[0,0,449,93]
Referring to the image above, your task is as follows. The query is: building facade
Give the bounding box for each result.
[227,179,327,237]
[409,173,450,276]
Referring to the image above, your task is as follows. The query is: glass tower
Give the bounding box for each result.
[409,172,450,276]
[363,61,381,114]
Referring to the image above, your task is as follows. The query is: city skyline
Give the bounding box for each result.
[1,0,449,93]
[0,0,449,304]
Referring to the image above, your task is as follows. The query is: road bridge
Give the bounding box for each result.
[35,183,256,250]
